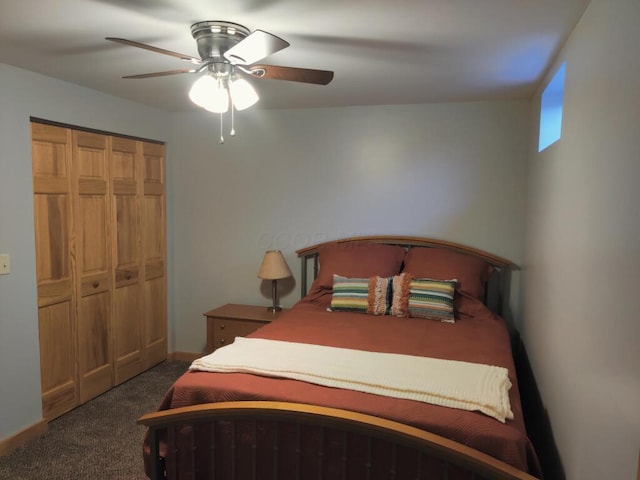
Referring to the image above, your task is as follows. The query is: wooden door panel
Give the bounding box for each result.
[115,195,138,266]
[33,194,70,282]
[38,301,77,419]
[113,284,143,384]
[78,195,109,274]
[141,141,166,368]
[74,132,107,179]
[31,122,77,420]
[145,260,164,280]
[31,123,67,144]
[113,153,136,180]
[143,143,164,184]
[144,275,166,368]
[143,143,164,196]
[73,131,113,404]
[78,179,107,195]
[32,125,69,186]
[112,137,143,383]
[78,292,110,371]
[144,156,162,183]
[112,138,137,195]
[77,291,112,402]
[111,138,137,181]
[37,279,73,308]
[32,176,69,193]
[32,142,68,177]
[114,284,140,355]
[143,196,164,261]
[38,302,74,391]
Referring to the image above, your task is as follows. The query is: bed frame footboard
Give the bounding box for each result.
[139,401,538,480]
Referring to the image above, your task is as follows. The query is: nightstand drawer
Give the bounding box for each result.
[214,318,264,348]
[204,304,289,353]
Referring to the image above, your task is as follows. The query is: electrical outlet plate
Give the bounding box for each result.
[0,254,10,275]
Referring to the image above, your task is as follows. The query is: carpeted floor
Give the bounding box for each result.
[0,361,189,480]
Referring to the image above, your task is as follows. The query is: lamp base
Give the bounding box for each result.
[268,279,282,313]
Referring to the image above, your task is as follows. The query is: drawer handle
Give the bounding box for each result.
[219,323,225,330]
[125,272,132,280]
[219,339,226,345]
[92,282,100,288]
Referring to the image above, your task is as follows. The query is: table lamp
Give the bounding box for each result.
[257,250,292,312]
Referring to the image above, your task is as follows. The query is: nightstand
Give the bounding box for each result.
[203,303,288,353]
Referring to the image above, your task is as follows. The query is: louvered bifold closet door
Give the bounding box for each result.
[72,131,114,403]
[111,137,145,384]
[141,141,167,369]
[31,123,78,420]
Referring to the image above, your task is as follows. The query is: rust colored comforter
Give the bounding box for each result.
[147,297,541,477]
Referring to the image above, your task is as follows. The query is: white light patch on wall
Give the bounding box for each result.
[351,134,471,234]
[538,62,566,152]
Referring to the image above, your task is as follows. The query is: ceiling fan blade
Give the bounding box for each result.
[249,64,334,85]
[106,37,201,64]
[123,68,196,79]
[223,30,289,65]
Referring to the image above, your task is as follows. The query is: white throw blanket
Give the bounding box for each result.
[190,337,513,422]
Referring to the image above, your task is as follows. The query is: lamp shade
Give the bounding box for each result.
[257,250,292,280]
[229,77,259,111]
[189,74,229,113]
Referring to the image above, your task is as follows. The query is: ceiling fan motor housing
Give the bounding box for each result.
[190,21,250,61]
[107,21,333,86]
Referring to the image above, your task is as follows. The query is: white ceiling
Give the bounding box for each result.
[0,0,590,112]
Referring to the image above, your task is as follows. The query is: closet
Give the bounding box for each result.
[31,121,167,420]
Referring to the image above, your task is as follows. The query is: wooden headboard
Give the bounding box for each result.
[296,235,518,317]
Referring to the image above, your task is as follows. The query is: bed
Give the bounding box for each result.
[140,236,541,480]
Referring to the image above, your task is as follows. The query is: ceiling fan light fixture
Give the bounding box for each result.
[229,77,259,111]
[189,74,229,113]
[109,20,334,123]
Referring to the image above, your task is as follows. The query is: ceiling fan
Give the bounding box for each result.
[106,21,334,115]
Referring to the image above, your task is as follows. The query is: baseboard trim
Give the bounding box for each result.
[168,351,202,362]
[0,419,48,457]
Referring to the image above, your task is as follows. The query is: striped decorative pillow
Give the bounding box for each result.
[330,274,392,315]
[408,278,457,323]
[391,273,457,323]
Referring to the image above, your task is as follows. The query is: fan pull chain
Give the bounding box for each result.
[219,112,224,144]
[230,103,236,137]
[229,91,236,137]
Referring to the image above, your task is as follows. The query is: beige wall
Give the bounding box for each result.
[523,0,640,478]
[166,100,531,353]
